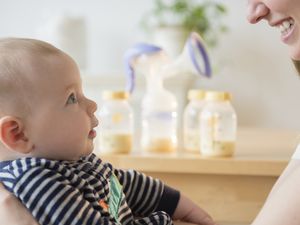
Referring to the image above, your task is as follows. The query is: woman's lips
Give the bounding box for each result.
[276,18,295,44]
[281,23,295,43]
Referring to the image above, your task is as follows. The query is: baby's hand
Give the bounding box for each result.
[172,193,218,225]
[0,183,39,225]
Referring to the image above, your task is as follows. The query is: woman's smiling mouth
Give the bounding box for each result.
[275,18,295,43]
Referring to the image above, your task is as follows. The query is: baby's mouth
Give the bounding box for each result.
[89,117,99,139]
[88,129,97,139]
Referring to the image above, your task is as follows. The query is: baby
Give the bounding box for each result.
[0,38,216,225]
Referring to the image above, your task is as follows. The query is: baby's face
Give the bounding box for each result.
[25,54,98,160]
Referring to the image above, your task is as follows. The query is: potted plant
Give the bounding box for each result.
[141,0,228,57]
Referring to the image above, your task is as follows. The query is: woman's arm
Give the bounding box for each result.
[252,160,300,225]
[0,183,39,225]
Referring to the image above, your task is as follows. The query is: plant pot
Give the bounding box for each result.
[152,26,189,58]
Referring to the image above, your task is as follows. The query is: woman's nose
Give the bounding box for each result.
[247,2,270,24]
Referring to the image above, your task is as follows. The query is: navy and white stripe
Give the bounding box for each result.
[0,153,178,225]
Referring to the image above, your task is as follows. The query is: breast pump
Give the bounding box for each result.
[124,32,212,153]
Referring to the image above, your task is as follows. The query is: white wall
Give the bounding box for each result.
[0,0,299,130]
[200,1,300,130]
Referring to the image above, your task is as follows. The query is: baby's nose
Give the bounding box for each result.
[86,98,97,115]
[90,100,97,114]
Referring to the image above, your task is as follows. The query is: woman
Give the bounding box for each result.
[1,0,300,224]
[246,0,300,224]
[0,183,39,225]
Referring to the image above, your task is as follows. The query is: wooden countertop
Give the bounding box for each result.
[98,128,300,177]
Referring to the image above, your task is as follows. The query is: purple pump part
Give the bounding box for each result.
[187,33,212,78]
[124,33,212,93]
[123,43,162,93]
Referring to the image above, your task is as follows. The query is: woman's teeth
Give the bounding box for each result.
[278,19,294,35]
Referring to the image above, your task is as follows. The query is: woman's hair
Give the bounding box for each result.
[292,60,300,75]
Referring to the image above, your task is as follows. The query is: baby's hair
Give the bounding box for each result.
[0,38,63,118]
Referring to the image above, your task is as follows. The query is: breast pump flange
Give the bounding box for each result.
[123,32,212,153]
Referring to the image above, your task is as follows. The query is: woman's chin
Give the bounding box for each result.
[289,46,300,60]
[290,54,300,61]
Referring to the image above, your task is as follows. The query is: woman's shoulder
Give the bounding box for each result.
[292,143,300,159]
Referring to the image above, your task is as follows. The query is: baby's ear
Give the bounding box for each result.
[0,116,33,154]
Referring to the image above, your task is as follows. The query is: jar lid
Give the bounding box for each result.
[188,89,206,100]
[102,91,129,100]
[205,91,232,101]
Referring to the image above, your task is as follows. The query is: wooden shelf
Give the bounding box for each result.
[98,127,299,177]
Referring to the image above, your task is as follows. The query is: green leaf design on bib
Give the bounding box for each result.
[109,174,123,223]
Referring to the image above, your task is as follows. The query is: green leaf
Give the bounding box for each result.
[140,0,229,47]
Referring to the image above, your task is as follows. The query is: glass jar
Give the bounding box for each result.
[141,89,177,153]
[183,90,206,153]
[97,91,133,154]
[200,91,237,157]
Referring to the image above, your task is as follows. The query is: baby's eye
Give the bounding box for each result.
[66,93,78,105]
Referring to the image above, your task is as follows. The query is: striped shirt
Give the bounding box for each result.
[0,153,180,225]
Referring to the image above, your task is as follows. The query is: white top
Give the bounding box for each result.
[292,144,300,159]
